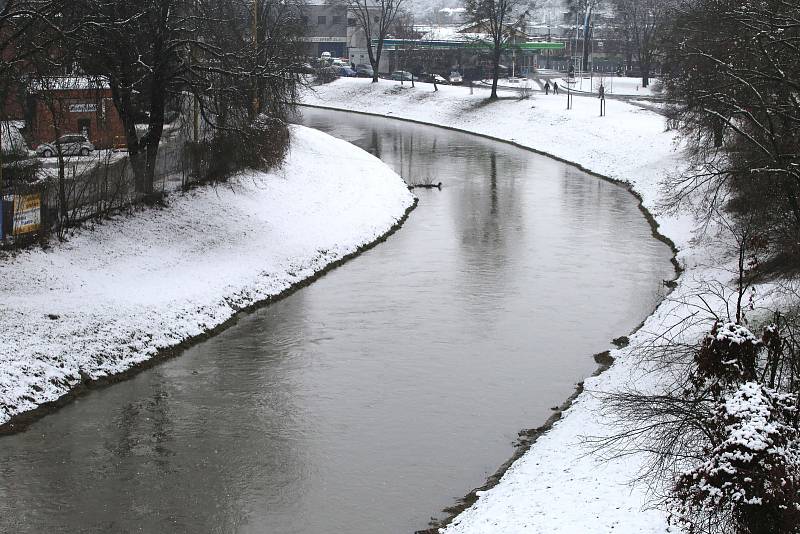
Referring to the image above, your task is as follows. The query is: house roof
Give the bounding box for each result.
[28,76,111,93]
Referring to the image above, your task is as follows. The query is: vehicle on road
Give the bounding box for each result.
[336,66,358,77]
[391,70,413,81]
[448,71,463,84]
[36,134,95,158]
[355,64,374,78]
[421,73,448,85]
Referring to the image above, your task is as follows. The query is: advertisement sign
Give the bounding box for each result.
[13,194,41,235]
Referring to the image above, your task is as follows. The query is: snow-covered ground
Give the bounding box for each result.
[559,75,663,96]
[0,125,414,427]
[301,78,718,533]
[470,75,663,97]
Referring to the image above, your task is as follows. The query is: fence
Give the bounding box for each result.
[1,128,196,247]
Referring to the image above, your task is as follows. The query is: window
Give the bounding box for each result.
[302,15,308,24]
[347,18,356,26]
[373,16,380,23]
[317,15,326,25]
[332,15,342,24]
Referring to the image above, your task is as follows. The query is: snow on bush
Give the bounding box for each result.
[670,382,800,534]
[691,323,761,396]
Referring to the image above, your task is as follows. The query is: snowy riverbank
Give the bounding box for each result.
[0,125,415,429]
[302,78,712,533]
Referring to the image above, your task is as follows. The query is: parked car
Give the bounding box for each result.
[337,66,358,77]
[421,73,448,85]
[448,71,463,84]
[391,70,413,81]
[36,134,95,158]
[355,64,374,78]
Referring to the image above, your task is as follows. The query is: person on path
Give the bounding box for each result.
[544,80,551,95]
[553,81,559,95]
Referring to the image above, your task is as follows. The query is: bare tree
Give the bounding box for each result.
[340,0,406,83]
[463,0,534,100]
[661,0,800,270]
[609,0,674,88]
[61,0,303,200]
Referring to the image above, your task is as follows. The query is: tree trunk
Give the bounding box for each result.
[582,23,592,74]
[369,41,381,83]
[491,45,501,100]
[641,62,650,88]
[142,86,166,201]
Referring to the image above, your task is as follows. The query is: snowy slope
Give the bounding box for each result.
[0,125,415,427]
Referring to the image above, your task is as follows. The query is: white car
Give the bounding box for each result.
[449,71,463,84]
[36,134,95,158]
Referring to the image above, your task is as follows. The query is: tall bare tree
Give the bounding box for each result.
[610,0,673,88]
[661,0,800,270]
[62,0,303,199]
[340,0,406,83]
[463,0,534,100]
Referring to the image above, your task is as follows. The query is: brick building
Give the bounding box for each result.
[27,77,126,150]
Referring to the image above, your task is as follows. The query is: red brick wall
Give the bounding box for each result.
[30,88,126,150]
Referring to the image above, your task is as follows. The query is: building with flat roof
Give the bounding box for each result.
[301,2,349,58]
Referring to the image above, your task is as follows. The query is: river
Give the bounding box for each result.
[0,108,674,533]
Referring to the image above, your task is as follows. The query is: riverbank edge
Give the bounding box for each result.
[0,195,419,436]
[297,102,682,532]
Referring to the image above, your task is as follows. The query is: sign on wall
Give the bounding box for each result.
[303,36,348,43]
[69,103,98,113]
[13,194,41,235]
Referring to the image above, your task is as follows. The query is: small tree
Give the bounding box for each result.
[340,0,406,83]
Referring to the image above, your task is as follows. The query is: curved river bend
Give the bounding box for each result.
[0,108,674,533]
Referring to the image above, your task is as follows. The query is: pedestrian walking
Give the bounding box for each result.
[544,80,551,95]
[553,81,559,95]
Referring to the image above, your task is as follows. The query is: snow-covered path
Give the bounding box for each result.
[302,79,703,533]
[0,125,415,428]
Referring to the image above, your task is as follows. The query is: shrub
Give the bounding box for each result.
[184,116,290,184]
[315,67,339,85]
[691,323,761,396]
[670,382,800,534]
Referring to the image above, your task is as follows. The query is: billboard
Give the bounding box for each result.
[13,194,41,235]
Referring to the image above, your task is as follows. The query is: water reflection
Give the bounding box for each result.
[0,108,674,534]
